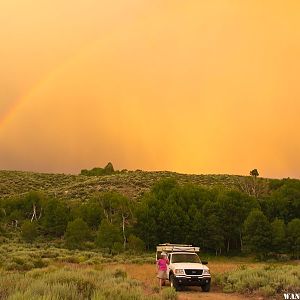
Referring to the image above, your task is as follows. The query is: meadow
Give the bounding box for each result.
[0,239,299,299]
[0,240,175,300]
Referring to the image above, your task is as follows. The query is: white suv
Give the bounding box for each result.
[156,244,211,292]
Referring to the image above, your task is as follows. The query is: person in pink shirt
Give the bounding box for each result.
[156,252,169,289]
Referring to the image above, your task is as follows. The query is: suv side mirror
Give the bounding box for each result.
[202,261,208,265]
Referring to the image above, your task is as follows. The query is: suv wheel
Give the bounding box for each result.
[201,282,210,292]
[169,274,179,291]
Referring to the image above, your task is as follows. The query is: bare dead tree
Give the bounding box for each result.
[237,176,269,198]
[38,208,42,220]
[31,204,38,222]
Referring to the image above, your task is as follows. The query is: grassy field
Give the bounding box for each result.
[0,265,178,300]
[0,241,174,299]
[0,169,250,200]
[0,240,298,299]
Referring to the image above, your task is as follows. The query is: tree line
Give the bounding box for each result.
[0,177,299,258]
[135,178,300,258]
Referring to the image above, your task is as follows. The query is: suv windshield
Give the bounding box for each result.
[172,253,201,263]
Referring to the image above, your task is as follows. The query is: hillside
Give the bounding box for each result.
[0,170,249,200]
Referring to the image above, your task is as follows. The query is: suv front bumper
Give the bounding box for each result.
[174,275,211,286]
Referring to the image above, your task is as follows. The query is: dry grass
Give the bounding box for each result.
[206,261,265,274]
[115,264,158,289]
[108,259,264,295]
[117,260,264,282]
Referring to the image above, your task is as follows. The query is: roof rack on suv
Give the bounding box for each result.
[157,243,200,253]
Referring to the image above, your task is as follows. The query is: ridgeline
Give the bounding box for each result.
[1,169,254,200]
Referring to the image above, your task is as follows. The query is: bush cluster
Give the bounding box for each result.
[0,241,155,272]
[216,264,300,296]
[0,266,177,300]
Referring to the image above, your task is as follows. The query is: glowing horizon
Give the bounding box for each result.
[1,0,300,178]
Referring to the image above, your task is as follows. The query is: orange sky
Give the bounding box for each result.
[0,0,300,178]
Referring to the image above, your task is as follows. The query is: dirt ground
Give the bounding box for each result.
[115,261,264,300]
[177,290,249,300]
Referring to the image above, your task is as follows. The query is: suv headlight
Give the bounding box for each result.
[174,269,185,275]
[203,269,210,275]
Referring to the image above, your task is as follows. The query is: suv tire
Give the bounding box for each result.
[201,283,210,292]
[169,274,179,291]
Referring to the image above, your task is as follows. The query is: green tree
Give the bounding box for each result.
[24,191,44,222]
[1,191,44,225]
[157,198,189,244]
[264,180,300,222]
[186,206,205,248]
[243,209,272,257]
[96,219,122,252]
[94,191,133,249]
[152,178,178,202]
[204,214,224,256]
[72,201,102,230]
[21,221,38,242]
[250,169,259,178]
[134,180,180,250]
[42,199,69,236]
[271,218,286,253]
[218,191,259,252]
[65,218,90,249]
[135,195,159,250]
[287,218,300,259]
[95,192,121,224]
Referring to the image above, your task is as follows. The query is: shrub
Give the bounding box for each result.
[217,265,300,295]
[127,235,145,254]
[113,269,127,279]
[21,221,38,242]
[161,287,177,299]
[259,285,276,297]
[112,242,123,255]
[0,266,172,300]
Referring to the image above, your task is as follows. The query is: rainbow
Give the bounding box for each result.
[0,82,42,129]
[0,38,100,130]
